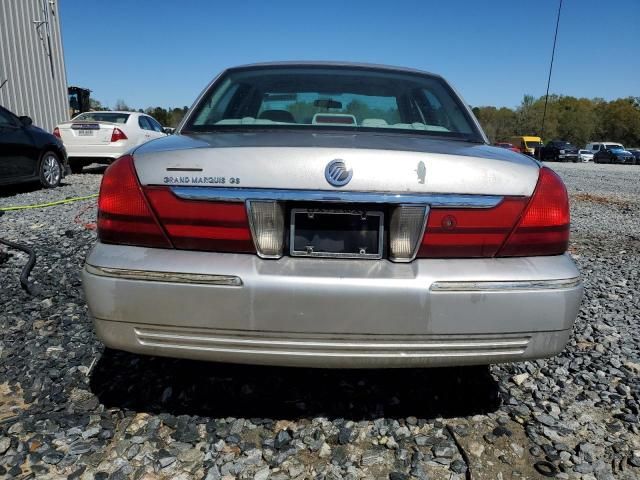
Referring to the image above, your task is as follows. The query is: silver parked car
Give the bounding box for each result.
[83,62,582,368]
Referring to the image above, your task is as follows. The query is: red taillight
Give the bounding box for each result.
[97,155,171,248]
[53,127,60,138]
[144,187,255,253]
[110,127,128,142]
[416,167,569,258]
[417,198,528,258]
[498,167,569,256]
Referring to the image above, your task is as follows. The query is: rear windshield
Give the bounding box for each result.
[73,112,130,124]
[605,144,624,150]
[184,66,482,141]
[525,141,542,148]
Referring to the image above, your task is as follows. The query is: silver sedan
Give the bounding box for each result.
[83,62,582,368]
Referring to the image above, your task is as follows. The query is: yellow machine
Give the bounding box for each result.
[510,136,543,156]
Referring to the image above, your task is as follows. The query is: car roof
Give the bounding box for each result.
[225,61,443,79]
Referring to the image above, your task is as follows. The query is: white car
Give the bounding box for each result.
[578,149,594,162]
[54,111,167,173]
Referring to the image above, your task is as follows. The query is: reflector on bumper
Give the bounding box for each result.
[247,200,285,258]
[389,205,429,262]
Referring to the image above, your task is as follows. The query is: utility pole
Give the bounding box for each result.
[541,0,563,141]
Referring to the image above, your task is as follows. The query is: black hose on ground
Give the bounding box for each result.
[0,210,39,295]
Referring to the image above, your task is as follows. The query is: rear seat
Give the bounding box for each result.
[361,118,388,127]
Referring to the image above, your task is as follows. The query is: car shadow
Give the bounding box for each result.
[82,165,107,175]
[0,165,106,199]
[90,349,501,421]
[0,181,45,198]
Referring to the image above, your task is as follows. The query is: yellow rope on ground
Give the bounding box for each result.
[0,194,98,211]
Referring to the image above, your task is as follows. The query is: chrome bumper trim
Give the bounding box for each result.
[133,326,530,358]
[85,264,242,286]
[171,187,504,208]
[430,277,582,292]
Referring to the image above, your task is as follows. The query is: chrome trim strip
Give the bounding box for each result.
[430,277,582,292]
[134,343,526,358]
[85,264,242,286]
[135,328,530,350]
[171,187,504,208]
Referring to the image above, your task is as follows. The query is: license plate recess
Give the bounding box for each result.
[290,208,384,259]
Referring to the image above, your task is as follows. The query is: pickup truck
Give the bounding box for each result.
[538,140,579,162]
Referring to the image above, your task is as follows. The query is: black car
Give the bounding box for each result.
[538,140,579,162]
[627,149,640,165]
[0,105,69,188]
[593,144,635,164]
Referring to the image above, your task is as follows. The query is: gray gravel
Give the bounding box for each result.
[0,162,639,479]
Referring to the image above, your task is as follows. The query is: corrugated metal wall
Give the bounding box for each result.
[0,0,68,132]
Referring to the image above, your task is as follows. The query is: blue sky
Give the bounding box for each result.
[60,0,639,110]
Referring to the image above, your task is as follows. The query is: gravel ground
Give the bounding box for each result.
[0,162,639,480]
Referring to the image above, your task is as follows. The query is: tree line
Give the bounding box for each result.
[90,99,189,128]
[91,94,640,148]
[472,95,640,148]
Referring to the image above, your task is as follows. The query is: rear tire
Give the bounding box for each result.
[69,160,84,174]
[39,151,62,188]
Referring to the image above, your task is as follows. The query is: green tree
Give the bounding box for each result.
[145,107,170,126]
[554,96,597,147]
[473,95,640,148]
[89,98,107,111]
[472,106,517,143]
[114,99,131,111]
[595,98,640,147]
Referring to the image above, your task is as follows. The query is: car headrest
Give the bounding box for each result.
[258,110,295,123]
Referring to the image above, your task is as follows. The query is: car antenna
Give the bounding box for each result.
[540,0,563,141]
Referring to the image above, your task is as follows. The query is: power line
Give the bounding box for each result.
[540,0,563,140]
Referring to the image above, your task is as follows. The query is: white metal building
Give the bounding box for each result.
[0,0,68,132]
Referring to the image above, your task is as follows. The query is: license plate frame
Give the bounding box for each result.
[290,208,384,259]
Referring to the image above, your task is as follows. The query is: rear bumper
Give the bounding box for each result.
[83,243,583,368]
[65,142,129,160]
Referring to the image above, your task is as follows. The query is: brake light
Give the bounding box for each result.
[53,127,60,138]
[97,155,171,248]
[498,167,569,256]
[110,127,128,142]
[144,187,255,253]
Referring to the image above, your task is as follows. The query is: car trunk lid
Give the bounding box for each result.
[132,132,539,196]
[57,121,123,145]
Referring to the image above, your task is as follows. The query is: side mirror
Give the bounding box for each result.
[19,116,33,127]
[162,127,175,135]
